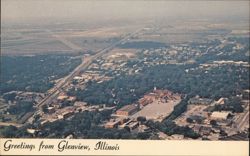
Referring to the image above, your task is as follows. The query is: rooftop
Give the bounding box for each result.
[117,104,138,112]
[211,111,230,119]
[189,97,213,105]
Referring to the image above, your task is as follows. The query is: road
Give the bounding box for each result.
[46,30,83,52]
[237,105,249,131]
[228,105,249,135]
[52,34,83,51]
[22,29,142,124]
[0,122,23,128]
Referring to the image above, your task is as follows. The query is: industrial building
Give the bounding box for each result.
[116,104,139,116]
[210,111,231,120]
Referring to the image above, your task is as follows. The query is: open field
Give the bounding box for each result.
[1,24,142,55]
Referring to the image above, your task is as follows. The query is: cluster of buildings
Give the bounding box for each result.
[38,92,106,125]
[40,101,87,125]
[199,60,250,70]
[175,96,248,140]
[3,91,45,105]
[72,71,112,86]
[104,89,181,132]
[116,104,139,116]
[0,91,45,123]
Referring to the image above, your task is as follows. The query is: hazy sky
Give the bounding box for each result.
[2,0,249,24]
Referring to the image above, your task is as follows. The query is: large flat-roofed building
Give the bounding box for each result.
[210,111,230,120]
[116,104,139,116]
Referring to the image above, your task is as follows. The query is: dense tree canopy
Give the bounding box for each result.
[71,64,248,108]
[1,55,81,94]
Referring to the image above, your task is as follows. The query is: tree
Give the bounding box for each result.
[210,120,217,126]
[0,126,18,137]
[42,105,48,113]
[137,116,146,123]
[3,93,16,102]
[186,118,193,123]
[137,132,150,140]
[124,126,130,132]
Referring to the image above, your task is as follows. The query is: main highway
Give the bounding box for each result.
[22,28,142,124]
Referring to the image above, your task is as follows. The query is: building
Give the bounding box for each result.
[154,89,175,100]
[220,132,249,141]
[58,111,74,119]
[170,134,185,140]
[210,111,230,120]
[127,121,139,130]
[74,101,87,107]
[139,98,153,107]
[216,98,225,105]
[118,118,129,125]
[193,125,202,133]
[40,120,49,126]
[242,90,250,100]
[199,126,212,136]
[120,120,139,130]
[138,125,151,133]
[47,107,55,114]
[116,104,139,116]
[104,118,129,129]
[57,95,68,101]
[26,129,37,134]
[67,96,76,102]
[105,120,121,129]
[73,76,83,81]
[188,97,213,105]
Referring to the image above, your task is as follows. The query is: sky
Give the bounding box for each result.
[1,0,250,24]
